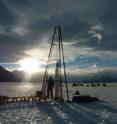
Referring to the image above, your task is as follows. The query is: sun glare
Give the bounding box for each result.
[19,58,41,74]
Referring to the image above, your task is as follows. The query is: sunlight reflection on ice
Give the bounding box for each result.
[0,83,117,124]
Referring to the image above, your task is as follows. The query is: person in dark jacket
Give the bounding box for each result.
[47,76,54,98]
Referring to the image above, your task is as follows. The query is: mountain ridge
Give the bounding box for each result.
[0,66,21,82]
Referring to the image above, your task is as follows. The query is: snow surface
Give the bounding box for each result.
[0,82,117,124]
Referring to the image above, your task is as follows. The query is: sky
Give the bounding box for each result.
[0,0,117,80]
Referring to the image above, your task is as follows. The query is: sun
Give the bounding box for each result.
[19,58,40,74]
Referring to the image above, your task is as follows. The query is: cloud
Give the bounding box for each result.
[0,25,6,35]
[11,25,30,36]
[88,23,103,42]
[92,33,103,41]
[0,0,116,76]
[91,24,103,31]
[91,64,97,69]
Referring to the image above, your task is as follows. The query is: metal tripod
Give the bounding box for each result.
[41,25,69,101]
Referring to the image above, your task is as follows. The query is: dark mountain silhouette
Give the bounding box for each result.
[12,70,26,81]
[0,66,21,82]
[0,66,116,83]
[12,69,117,83]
